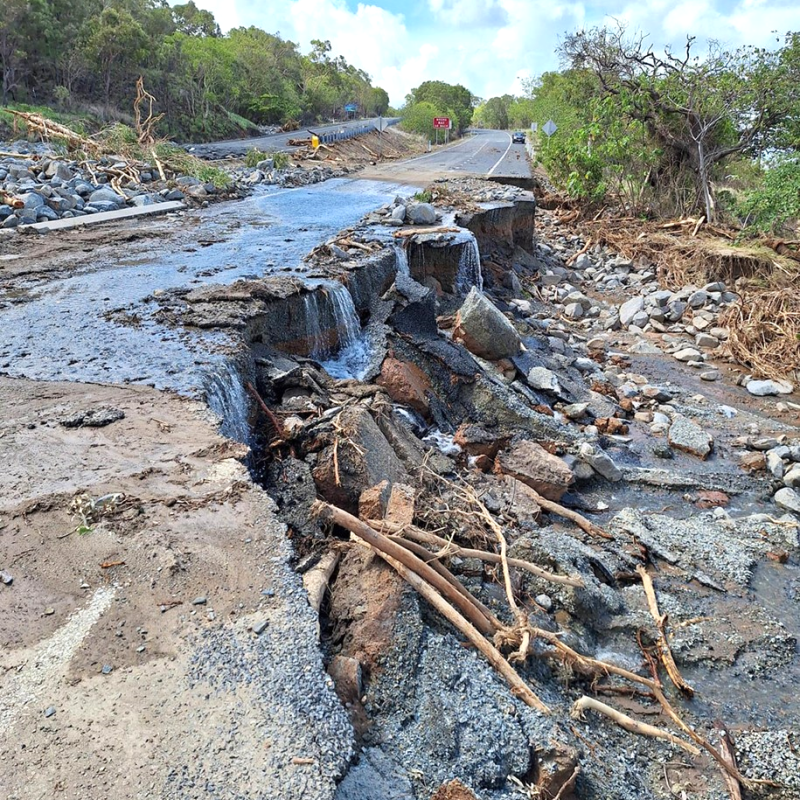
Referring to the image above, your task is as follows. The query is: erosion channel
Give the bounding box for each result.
[1,173,799,800]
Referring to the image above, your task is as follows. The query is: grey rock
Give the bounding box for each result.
[619,295,644,326]
[21,192,45,209]
[253,618,269,635]
[0,204,12,219]
[130,193,157,207]
[631,310,650,328]
[688,289,708,308]
[2,215,20,229]
[192,596,207,606]
[766,451,786,479]
[783,464,800,488]
[695,333,720,348]
[45,161,72,181]
[774,487,800,515]
[579,443,623,482]
[668,415,713,459]
[164,189,185,202]
[44,706,56,718]
[89,187,124,206]
[0,569,12,585]
[563,301,583,319]
[700,371,720,381]
[526,366,560,393]
[36,206,59,221]
[535,594,553,612]
[573,252,591,270]
[85,201,120,213]
[455,287,521,360]
[390,204,406,222]
[101,664,113,675]
[406,202,436,225]
[746,379,794,396]
[674,347,702,362]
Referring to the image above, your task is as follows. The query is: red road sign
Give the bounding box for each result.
[433,117,450,129]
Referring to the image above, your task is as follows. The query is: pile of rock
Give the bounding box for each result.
[362,197,440,227]
[234,159,350,188]
[736,435,800,513]
[0,143,219,228]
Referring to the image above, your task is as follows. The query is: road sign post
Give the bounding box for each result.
[542,119,558,137]
[433,117,450,146]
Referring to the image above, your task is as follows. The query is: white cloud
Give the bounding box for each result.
[177,0,797,107]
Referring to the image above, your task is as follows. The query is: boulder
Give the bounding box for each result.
[668,415,713,459]
[496,440,574,501]
[377,357,431,415]
[88,187,124,206]
[453,287,521,360]
[406,202,436,225]
[390,204,406,222]
[313,405,407,510]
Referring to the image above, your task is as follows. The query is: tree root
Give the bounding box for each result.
[571,696,700,755]
[636,566,695,697]
[368,519,583,588]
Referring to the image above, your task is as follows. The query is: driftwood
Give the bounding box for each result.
[716,724,743,800]
[571,696,700,755]
[636,566,695,697]
[314,501,496,636]
[393,226,461,238]
[351,529,551,714]
[367,519,583,588]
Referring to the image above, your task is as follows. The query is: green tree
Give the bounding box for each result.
[173,1,219,37]
[83,6,148,106]
[406,80,475,133]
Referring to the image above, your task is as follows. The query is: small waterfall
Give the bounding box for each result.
[394,243,411,277]
[303,291,326,356]
[304,281,372,380]
[455,232,484,294]
[205,358,251,443]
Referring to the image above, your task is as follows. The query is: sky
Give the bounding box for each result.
[178,0,800,105]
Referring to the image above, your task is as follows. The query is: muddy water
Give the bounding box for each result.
[0,178,414,400]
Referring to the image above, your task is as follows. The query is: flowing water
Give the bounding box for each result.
[455,230,484,293]
[0,178,414,435]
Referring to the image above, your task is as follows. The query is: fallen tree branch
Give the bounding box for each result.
[571,696,700,755]
[716,724,743,800]
[313,501,496,636]
[368,519,583,588]
[352,532,551,714]
[389,535,503,630]
[523,487,614,540]
[636,565,695,697]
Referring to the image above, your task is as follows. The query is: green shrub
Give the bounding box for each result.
[737,159,800,234]
[245,148,289,170]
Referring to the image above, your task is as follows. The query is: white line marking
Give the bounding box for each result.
[487,132,514,177]
[0,586,116,735]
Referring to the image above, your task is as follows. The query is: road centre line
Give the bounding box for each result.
[486,132,514,177]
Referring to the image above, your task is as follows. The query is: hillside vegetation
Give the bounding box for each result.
[0,0,390,142]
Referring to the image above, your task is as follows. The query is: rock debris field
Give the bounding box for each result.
[1,158,799,800]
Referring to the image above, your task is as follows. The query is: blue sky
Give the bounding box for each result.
[181,0,800,105]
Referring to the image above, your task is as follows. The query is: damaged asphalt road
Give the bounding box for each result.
[1,158,799,800]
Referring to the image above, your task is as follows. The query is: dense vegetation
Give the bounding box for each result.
[524,28,800,232]
[399,80,475,140]
[0,0,390,141]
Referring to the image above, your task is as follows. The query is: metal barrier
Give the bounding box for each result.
[313,118,400,145]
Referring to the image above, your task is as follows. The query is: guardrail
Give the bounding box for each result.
[313,119,400,145]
